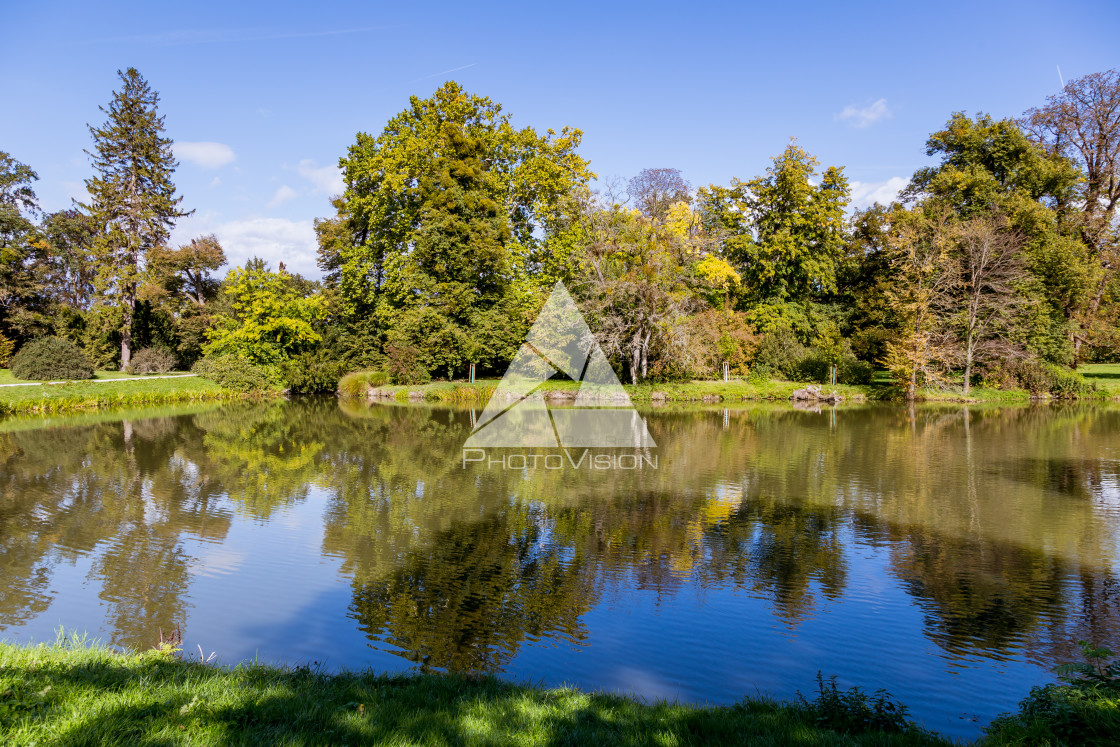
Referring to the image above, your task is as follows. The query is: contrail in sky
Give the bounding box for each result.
[407,63,478,84]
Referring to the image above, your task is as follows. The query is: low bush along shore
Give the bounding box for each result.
[0,370,249,415]
[2,637,1118,746]
[340,366,1120,405]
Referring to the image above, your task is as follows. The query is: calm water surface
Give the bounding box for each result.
[2,398,1119,739]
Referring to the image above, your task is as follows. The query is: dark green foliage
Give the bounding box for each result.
[192,354,283,392]
[281,350,354,394]
[126,347,176,375]
[796,351,875,385]
[751,327,806,380]
[10,336,94,380]
[385,306,473,380]
[798,672,914,736]
[386,344,431,385]
[987,642,1120,745]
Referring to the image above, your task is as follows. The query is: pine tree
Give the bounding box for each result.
[83,68,189,369]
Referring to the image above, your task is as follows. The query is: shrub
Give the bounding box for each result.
[126,347,177,375]
[281,351,354,394]
[752,327,806,380]
[192,354,283,392]
[984,358,1093,398]
[656,310,759,381]
[386,344,431,385]
[338,370,389,397]
[10,336,94,380]
[986,641,1120,744]
[798,672,913,735]
[792,350,874,386]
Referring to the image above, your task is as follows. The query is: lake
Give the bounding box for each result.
[1,397,1118,739]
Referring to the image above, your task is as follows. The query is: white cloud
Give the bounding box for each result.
[297,159,344,196]
[176,141,236,169]
[836,99,891,128]
[209,176,222,188]
[267,185,299,208]
[212,217,319,277]
[849,176,907,209]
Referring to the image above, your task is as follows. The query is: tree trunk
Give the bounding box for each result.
[1075,273,1111,361]
[640,329,651,381]
[629,329,642,384]
[120,287,135,371]
[963,337,974,396]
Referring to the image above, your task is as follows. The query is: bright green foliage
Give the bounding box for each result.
[9,336,94,380]
[909,112,1080,212]
[704,142,850,313]
[203,261,325,366]
[82,68,189,370]
[192,354,284,392]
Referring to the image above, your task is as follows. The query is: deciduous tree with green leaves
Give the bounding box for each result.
[203,260,325,366]
[699,141,850,333]
[322,81,592,377]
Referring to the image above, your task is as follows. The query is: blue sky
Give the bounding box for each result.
[3,0,1118,277]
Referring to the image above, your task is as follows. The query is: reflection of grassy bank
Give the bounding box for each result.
[0,401,228,433]
[0,638,949,746]
[0,375,261,416]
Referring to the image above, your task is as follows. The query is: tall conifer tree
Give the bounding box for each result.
[83,68,188,369]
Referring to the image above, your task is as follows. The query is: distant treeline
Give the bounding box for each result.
[2,69,1118,396]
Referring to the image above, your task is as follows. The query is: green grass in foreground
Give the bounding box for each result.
[0,373,249,415]
[0,638,949,747]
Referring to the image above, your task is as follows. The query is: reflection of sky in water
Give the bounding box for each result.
[3,400,1120,740]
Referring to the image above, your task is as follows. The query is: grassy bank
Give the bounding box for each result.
[350,377,880,404]
[0,638,950,746]
[343,364,1120,405]
[0,372,255,415]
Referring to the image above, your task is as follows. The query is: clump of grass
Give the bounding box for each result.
[0,637,954,746]
[338,370,388,397]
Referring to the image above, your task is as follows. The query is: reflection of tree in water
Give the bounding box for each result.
[351,507,596,673]
[344,483,850,671]
[5,398,1120,675]
[334,401,1120,674]
[0,413,232,647]
[0,401,330,648]
[888,532,1067,653]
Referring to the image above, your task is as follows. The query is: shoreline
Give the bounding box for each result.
[350,378,1118,405]
[0,638,955,745]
